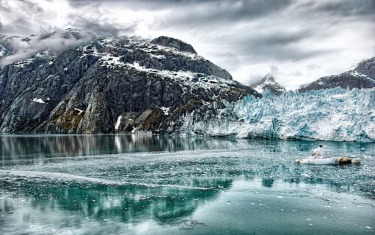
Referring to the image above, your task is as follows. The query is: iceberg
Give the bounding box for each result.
[181,88,375,142]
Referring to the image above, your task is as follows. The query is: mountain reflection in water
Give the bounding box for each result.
[0,135,374,234]
[1,134,244,161]
[1,177,230,223]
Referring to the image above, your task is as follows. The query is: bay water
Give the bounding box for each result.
[1,135,374,234]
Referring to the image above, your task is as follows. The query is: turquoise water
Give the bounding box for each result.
[1,135,374,234]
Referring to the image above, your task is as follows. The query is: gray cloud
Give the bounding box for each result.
[67,0,294,25]
[270,65,279,74]
[1,0,374,89]
[68,15,132,37]
[152,0,294,28]
[0,29,95,66]
[297,0,375,18]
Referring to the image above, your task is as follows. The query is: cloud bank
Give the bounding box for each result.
[1,0,374,90]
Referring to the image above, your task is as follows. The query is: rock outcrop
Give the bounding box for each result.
[0,33,260,134]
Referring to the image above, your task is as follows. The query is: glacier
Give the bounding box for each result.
[180,88,375,142]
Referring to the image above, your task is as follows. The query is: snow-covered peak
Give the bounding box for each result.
[73,35,233,81]
[263,73,275,82]
[250,74,286,95]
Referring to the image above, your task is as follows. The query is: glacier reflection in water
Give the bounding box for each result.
[0,135,374,234]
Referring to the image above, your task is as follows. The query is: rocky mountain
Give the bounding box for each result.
[0,32,260,134]
[250,74,286,96]
[299,57,375,92]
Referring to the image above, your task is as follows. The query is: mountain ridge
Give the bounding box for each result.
[299,57,375,92]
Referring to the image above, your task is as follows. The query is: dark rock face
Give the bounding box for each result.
[355,57,375,79]
[151,36,197,54]
[0,35,259,134]
[299,57,375,92]
[250,74,286,96]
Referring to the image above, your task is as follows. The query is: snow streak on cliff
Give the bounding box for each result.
[183,88,375,142]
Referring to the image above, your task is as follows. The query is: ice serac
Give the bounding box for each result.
[250,74,286,96]
[299,57,375,92]
[0,31,259,134]
[177,88,375,142]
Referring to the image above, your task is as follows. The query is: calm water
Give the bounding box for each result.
[0,134,374,234]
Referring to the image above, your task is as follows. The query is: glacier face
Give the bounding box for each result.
[181,88,375,142]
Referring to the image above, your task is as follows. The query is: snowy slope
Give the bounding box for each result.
[180,88,375,142]
[299,57,375,92]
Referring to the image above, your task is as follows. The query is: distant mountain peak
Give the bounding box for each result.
[263,73,275,81]
[250,74,286,95]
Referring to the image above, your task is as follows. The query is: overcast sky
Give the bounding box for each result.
[1,0,374,90]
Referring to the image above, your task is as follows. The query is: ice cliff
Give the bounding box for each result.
[178,88,375,142]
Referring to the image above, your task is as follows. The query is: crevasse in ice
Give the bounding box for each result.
[183,88,375,142]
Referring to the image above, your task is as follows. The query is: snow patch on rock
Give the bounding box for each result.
[32,98,46,104]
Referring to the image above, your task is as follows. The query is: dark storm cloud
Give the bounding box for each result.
[297,0,375,18]
[151,0,295,26]
[68,15,132,37]
[246,29,312,47]
[203,28,323,67]
[232,29,330,62]
[1,0,374,88]
[0,0,47,35]
[67,0,294,16]
[245,44,330,62]
[144,0,373,73]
